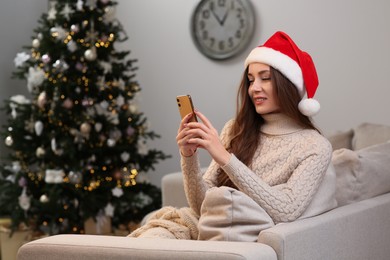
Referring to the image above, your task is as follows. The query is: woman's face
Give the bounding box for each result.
[247,63,280,115]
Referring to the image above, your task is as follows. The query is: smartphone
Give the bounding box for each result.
[176,95,198,122]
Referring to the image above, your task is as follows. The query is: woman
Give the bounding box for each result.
[130,31,332,240]
[177,31,332,224]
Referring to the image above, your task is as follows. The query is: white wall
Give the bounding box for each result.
[1,0,390,187]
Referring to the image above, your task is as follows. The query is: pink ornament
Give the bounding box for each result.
[37,91,47,109]
[62,98,74,109]
[42,54,51,64]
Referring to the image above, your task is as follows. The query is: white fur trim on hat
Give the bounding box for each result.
[245,47,305,97]
[298,98,320,117]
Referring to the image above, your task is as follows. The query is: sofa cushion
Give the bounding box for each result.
[327,129,353,150]
[352,123,390,150]
[197,186,274,242]
[299,164,337,219]
[332,141,390,206]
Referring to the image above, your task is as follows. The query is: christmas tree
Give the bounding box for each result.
[0,0,168,235]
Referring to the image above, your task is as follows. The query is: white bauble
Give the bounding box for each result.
[32,39,40,48]
[84,48,97,61]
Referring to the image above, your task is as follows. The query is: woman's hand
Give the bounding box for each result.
[177,111,231,166]
[176,113,199,157]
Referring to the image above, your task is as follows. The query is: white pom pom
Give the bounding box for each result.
[298,98,320,117]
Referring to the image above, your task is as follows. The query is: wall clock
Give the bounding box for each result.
[191,0,256,60]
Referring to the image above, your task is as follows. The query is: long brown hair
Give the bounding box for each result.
[217,66,319,187]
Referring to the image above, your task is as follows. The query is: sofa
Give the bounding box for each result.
[17,123,390,260]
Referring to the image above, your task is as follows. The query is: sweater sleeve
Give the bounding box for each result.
[181,119,234,215]
[221,136,332,223]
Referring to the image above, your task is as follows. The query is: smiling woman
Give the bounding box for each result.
[190,0,256,60]
[129,31,334,242]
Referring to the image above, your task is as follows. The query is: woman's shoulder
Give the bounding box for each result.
[299,129,332,153]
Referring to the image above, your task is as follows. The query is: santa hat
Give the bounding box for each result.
[244,31,320,117]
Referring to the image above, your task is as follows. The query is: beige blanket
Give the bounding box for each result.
[128,206,199,240]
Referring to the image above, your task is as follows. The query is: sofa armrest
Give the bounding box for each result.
[17,235,277,260]
[161,172,188,208]
[258,192,390,260]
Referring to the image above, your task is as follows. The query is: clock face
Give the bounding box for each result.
[191,0,255,60]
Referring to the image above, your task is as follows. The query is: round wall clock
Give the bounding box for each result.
[191,0,256,60]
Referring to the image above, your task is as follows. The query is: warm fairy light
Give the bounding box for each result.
[58,218,64,223]
[90,169,95,174]
[102,166,107,171]
[43,221,48,226]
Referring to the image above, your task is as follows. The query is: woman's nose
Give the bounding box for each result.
[252,80,263,91]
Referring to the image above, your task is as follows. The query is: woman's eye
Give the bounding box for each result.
[261,77,271,81]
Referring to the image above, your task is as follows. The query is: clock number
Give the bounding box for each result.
[218,0,226,7]
[235,30,242,39]
[240,18,245,29]
[209,38,215,48]
[202,10,210,19]
[199,20,206,30]
[219,40,225,51]
[236,8,242,18]
[228,37,234,48]
[202,30,209,40]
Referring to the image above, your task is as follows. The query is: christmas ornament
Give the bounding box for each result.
[137,139,148,155]
[12,161,22,173]
[80,122,91,135]
[34,121,44,136]
[36,147,46,158]
[107,138,116,147]
[9,94,31,118]
[103,6,116,22]
[84,47,97,61]
[5,136,13,146]
[126,126,135,136]
[76,0,84,11]
[67,40,77,52]
[47,1,57,20]
[68,171,82,184]
[53,59,69,71]
[40,194,49,203]
[14,52,30,67]
[62,98,74,109]
[111,187,123,198]
[60,3,73,20]
[37,91,47,109]
[18,188,31,211]
[51,138,64,156]
[27,66,45,92]
[50,26,67,41]
[70,24,80,33]
[41,54,51,64]
[32,38,40,48]
[18,177,27,187]
[45,169,65,184]
[104,203,114,217]
[120,152,130,162]
[94,122,103,132]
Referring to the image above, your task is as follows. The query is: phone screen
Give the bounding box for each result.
[176,95,197,122]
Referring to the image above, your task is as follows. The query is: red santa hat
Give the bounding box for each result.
[244,31,320,117]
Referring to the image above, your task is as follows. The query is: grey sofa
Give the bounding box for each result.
[17,123,390,260]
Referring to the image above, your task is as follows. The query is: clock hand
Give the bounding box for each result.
[211,8,223,26]
[221,9,230,26]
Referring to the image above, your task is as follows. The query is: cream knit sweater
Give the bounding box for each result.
[181,113,332,224]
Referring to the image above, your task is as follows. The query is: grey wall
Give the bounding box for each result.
[1,0,390,187]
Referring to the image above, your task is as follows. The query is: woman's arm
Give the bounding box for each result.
[222,138,332,223]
